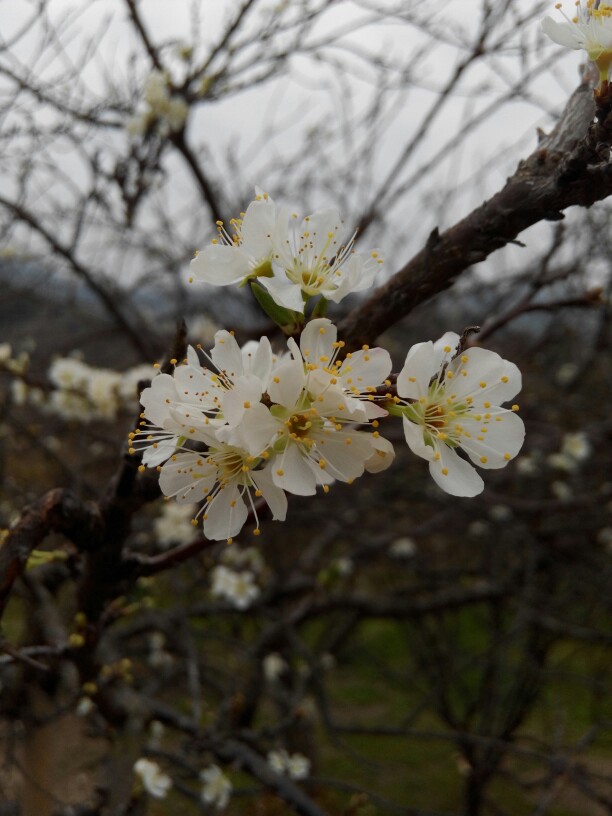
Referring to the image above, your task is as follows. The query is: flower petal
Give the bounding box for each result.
[299,318,336,366]
[190,244,250,286]
[450,348,521,404]
[204,486,248,541]
[402,417,435,461]
[272,444,317,495]
[429,444,484,497]
[460,410,525,469]
[250,466,288,521]
[541,17,584,49]
[397,342,435,399]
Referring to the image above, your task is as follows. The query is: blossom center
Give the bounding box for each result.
[286,412,315,439]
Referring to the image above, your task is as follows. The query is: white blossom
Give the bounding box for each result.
[154,501,198,547]
[395,333,525,497]
[262,207,383,312]
[267,750,310,780]
[158,435,287,541]
[133,758,172,799]
[200,765,232,809]
[210,565,261,609]
[542,2,612,83]
[190,190,279,286]
[263,652,287,681]
[389,536,417,558]
[561,431,591,463]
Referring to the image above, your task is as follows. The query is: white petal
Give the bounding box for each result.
[432,332,461,369]
[204,487,248,541]
[267,357,306,409]
[142,438,179,467]
[313,429,371,482]
[302,208,341,259]
[190,244,250,286]
[240,197,276,261]
[140,374,177,427]
[210,330,243,380]
[159,453,215,502]
[250,466,288,521]
[429,445,484,497]
[460,410,525,469]
[339,346,391,389]
[218,401,279,455]
[450,348,521,404]
[261,274,306,312]
[299,318,336,366]
[396,342,435,399]
[272,444,317,495]
[241,336,273,388]
[365,434,395,473]
[220,375,264,426]
[402,417,435,461]
[541,17,584,49]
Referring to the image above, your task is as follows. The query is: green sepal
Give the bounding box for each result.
[310,296,329,319]
[250,281,303,334]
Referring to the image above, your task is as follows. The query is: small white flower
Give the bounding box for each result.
[551,480,573,500]
[333,556,354,576]
[200,764,232,809]
[133,758,172,799]
[395,333,525,497]
[286,753,311,781]
[555,362,578,385]
[159,438,287,541]
[489,504,513,522]
[542,2,612,84]
[75,697,95,717]
[561,431,591,463]
[267,750,310,780]
[263,208,383,312]
[389,536,417,558]
[263,652,287,681]
[190,190,279,286]
[516,454,539,476]
[210,565,260,609]
[132,333,273,467]
[220,327,393,497]
[154,502,198,547]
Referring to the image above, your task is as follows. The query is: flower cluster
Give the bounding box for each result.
[267,749,311,780]
[542,1,612,85]
[131,317,395,541]
[190,189,384,318]
[125,186,527,542]
[9,356,152,421]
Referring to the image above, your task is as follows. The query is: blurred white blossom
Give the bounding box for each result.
[133,758,172,799]
[200,764,232,809]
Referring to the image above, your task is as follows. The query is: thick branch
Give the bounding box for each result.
[340,73,606,347]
